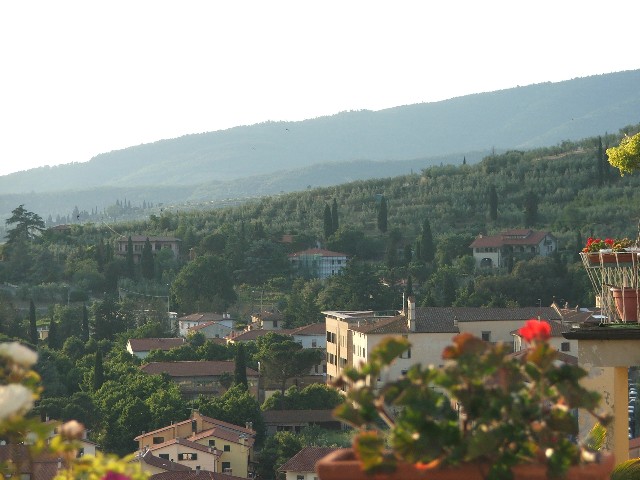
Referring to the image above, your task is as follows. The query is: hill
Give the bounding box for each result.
[0,69,639,222]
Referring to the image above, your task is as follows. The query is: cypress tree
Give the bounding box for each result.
[29,299,38,345]
[524,191,539,227]
[126,236,135,278]
[489,185,498,221]
[234,343,248,389]
[331,198,339,234]
[377,196,388,233]
[94,348,104,391]
[81,304,90,342]
[47,318,59,349]
[405,275,414,298]
[597,137,604,187]
[323,204,333,239]
[420,219,435,263]
[140,237,155,280]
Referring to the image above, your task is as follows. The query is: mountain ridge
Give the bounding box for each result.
[0,69,639,219]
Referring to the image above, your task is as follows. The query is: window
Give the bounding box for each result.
[178,453,197,460]
[152,436,164,444]
[481,331,491,342]
[222,462,231,471]
[208,440,216,447]
[312,339,317,348]
[297,475,305,480]
[159,454,169,460]
[561,342,570,352]
[224,445,231,452]
[273,320,278,328]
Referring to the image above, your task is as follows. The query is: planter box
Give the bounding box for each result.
[316,448,614,480]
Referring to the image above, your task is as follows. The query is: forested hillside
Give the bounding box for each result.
[2,126,640,460]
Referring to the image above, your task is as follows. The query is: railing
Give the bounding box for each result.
[580,250,640,323]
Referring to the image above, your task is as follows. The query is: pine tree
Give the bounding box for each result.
[331,198,339,234]
[323,204,333,239]
[234,343,248,388]
[29,299,38,345]
[377,196,388,233]
[489,185,498,221]
[140,237,155,280]
[94,348,104,391]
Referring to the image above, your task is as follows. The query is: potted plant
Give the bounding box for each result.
[581,236,634,266]
[316,320,613,480]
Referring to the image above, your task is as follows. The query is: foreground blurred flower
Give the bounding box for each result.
[0,384,34,420]
[519,318,551,342]
[0,342,38,367]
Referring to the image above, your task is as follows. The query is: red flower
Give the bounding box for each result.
[605,238,614,246]
[102,473,131,480]
[519,319,551,342]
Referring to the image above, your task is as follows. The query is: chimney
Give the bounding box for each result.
[196,466,201,475]
[407,296,416,332]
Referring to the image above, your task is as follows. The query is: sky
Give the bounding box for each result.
[0,1,639,178]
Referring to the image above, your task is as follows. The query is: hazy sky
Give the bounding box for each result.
[0,1,638,177]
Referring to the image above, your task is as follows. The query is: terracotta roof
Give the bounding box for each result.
[137,450,190,471]
[140,361,258,377]
[188,322,231,332]
[128,338,185,352]
[0,445,64,480]
[179,313,228,322]
[470,230,553,248]
[289,322,326,336]
[136,413,256,441]
[288,248,348,258]
[510,319,572,338]
[350,316,409,334]
[420,307,561,323]
[278,446,339,473]
[263,409,338,424]
[350,313,459,335]
[151,470,244,480]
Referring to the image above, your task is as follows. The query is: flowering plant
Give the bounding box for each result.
[332,320,610,480]
[0,342,148,480]
[582,237,632,253]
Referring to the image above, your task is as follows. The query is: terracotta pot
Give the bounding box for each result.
[315,448,614,480]
[611,287,640,322]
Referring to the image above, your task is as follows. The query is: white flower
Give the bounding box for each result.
[0,342,38,367]
[0,384,34,420]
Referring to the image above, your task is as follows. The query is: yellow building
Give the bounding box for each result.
[134,411,255,478]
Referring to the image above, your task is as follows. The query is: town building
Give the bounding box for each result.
[178,313,235,337]
[140,361,258,399]
[278,446,339,480]
[116,235,181,263]
[469,229,557,268]
[135,411,256,478]
[288,248,348,279]
[127,338,186,359]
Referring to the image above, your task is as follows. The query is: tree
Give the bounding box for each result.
[140,237,155,280]
[81,304,90,342]
[331,198,339,234]
[125,236,135,279]
[524,191,539,227]
[254,333,324,409]
[234,342,248,388]
[47,318,59,349]
[5,204,45,246]
[377,196,388,233]
[489,185,498,221]
[419,219,435,263]
[323,203,333,239]
[93,348,104,391]
[171,254,237,312]
[29,299,38,345]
